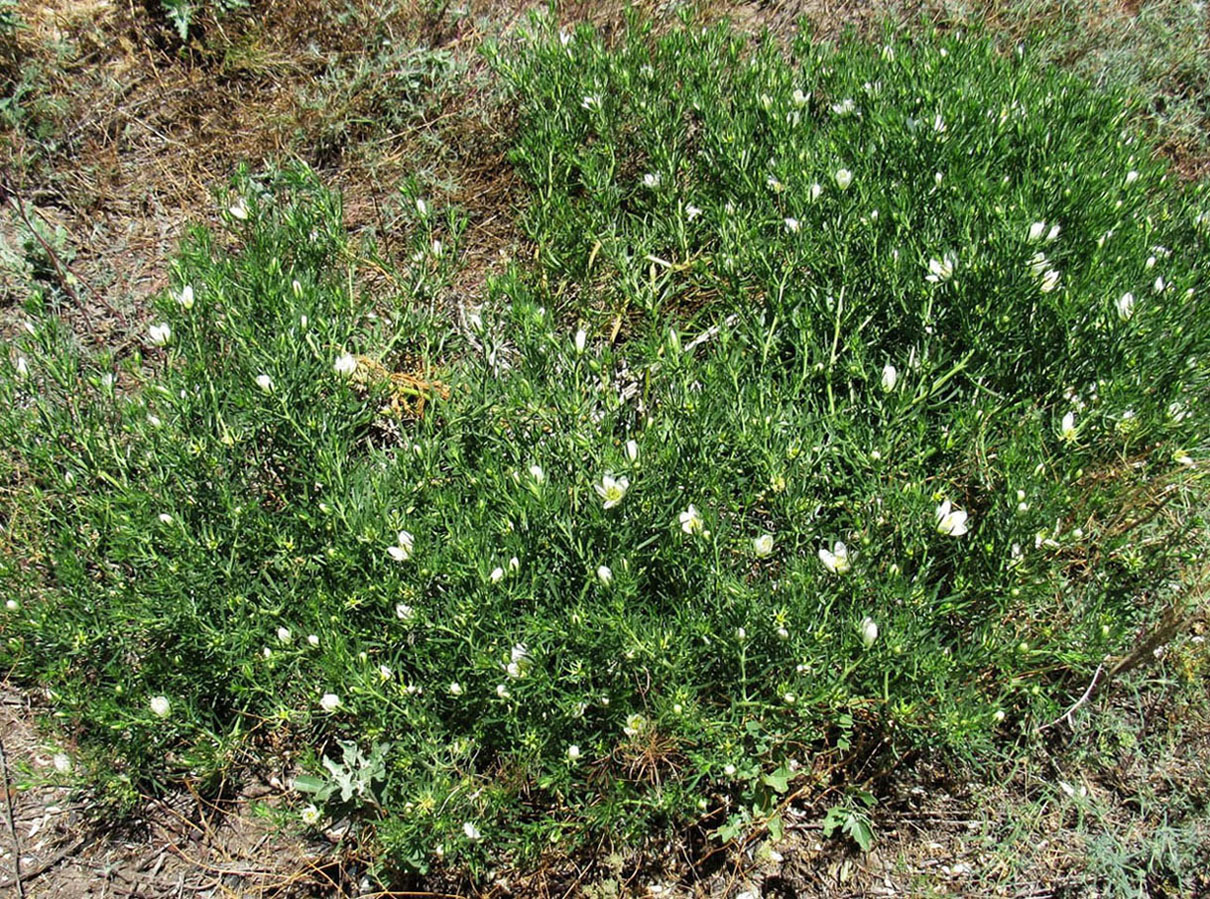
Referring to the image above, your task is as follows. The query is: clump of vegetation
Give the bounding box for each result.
[940,0,1210,164]
[160,0,248,43]
[294,43,461,164]
[0,0,18,39]
[1,15,1207,882]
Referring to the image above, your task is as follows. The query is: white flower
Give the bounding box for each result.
[934,171,943,186]
[496,683,510,698]
[818,541,850,575]
[623,713,647,737]
[301,805,321,826]
[685,204,702,220]
[490,566,505,584]
[1060,411,1077,443]
[320,693,340,711]
[925,253,956,283]
[1039,269,1061,293]
[147,414,162,427]
[1058,781,1087,799]
[307,634,320,646]
[15,356,29,379]
[463,822,482,841]
[277,627,292,643]
[597,564,614,586]
[509,556,520,572]
[1047,224,1061,242]
[831,98,855,116]
[449,682,463,696]
[228,197,249,220]
[932,113,946,133]
[783,692,797,705]
[1125,170,1139,185]
[395,603,415,622]
[567,744,582,761]
[1028,252,1050,278]
[416,198,428,216]
[176,285,195,309]
[581,95,600,110]
[379,665,393,681]
[834,168,853,190]
[792,88,809,107]
[4,599,17,611]
[881,363,898,392]
[736,626,747,642]
[158,513,173,525]
[784,217,800,234]
[1153,275,1165,294]
[625,439,639,463]
[52,753,72,774]
[1028,221,1047,242]
[809,182,823,202]
[723,764,737,776]
[149,323,172,346]
[293,280,303,299]
[1116,292,1135,321]
[334,352,358,377]
[387,530,414,562]
[150,695,172,718]
[935,500,970,537]
[642,172,662,189]
[752,534,774,558]
[679,504,705,536]
[528,464,546,484]
[574,328,588,355]
[255,374,273,393]
[859,616,879,649]
[594,474,630,509]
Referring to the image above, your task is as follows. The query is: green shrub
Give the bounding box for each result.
[937,0,1210,161]
[1,17,1208,877]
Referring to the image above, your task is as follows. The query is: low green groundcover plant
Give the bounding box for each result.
[1,16,1208,875]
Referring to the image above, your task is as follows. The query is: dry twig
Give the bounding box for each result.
[0,731,25,899]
